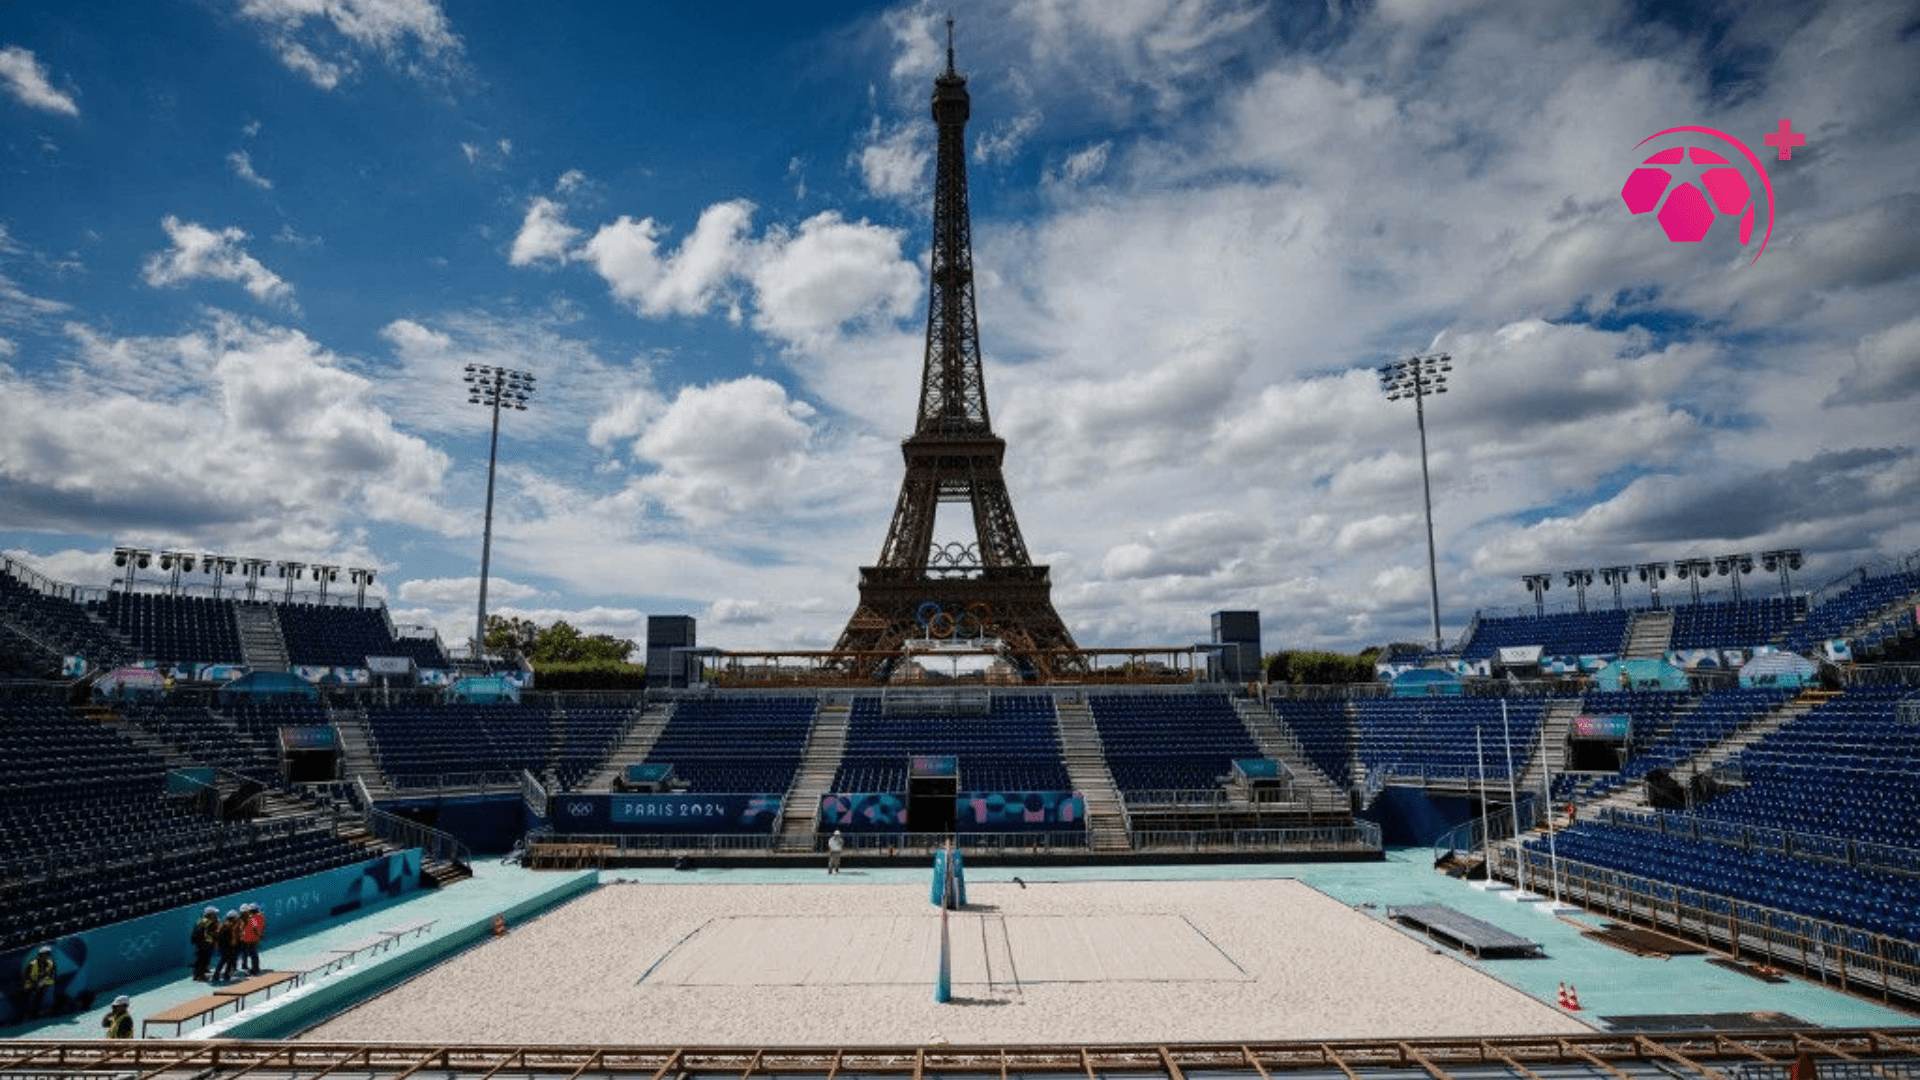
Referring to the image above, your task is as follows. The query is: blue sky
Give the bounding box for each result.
[2,0,1917,657]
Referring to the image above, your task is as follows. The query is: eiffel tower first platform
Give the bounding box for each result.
[833,31,1081,681]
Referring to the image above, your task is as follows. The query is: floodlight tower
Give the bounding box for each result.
[1598,565,1634,610]
[1713,553,1755,605]
[1379,352,1451,650]
[1563,568,1595,613]
[1759,549,1803,599]
[464,364,536,668]
[1635,561,1668,609]
[1673,557,1714,604]
[1521,573,1552,617]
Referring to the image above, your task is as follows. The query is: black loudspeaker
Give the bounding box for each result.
[221,779,266,820]
[1644,768,1687,809]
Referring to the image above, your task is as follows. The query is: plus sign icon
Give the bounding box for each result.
[1619,122,1799,265]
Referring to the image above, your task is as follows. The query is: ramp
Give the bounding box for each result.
[1387,903,1542,959]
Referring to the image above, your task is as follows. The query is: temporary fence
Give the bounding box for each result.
[1491,844,1920,1006]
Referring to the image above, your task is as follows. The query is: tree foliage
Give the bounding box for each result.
[484,614,636,665]
[1265,649,1380,685]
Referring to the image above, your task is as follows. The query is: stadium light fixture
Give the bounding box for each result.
[1634,561,1668,609]
[1672,557,1713,605]
[1563,568,1595,613]
[463,363,537,668]
[1598,565,1634,610]
[202,554,236,600]
[1378,352,1451,650]
[1520,573,1552,617]
[1713,553,1755,605]
[312,564,340,603]
[349,567,377,608]
[157,551,196,595]
[277,561,306,604]
[238,557,270,602]
[1759,548,1803,600]
[112,546,152,591]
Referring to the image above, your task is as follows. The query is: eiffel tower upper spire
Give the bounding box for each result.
[833,25,1080,677]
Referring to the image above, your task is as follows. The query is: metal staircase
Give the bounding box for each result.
[1232,697,1349,809]
[1621,609,1673,659]
[778,703,849,852]
[583,701,674,790]
[234,602,290,673]
[1051,699,1132,852]
[1514,697,1581,803]
[329,706,391,799]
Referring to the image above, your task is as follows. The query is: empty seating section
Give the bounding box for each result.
[0,572,130,674]
[834,695,1068,794]
[96,592,244,664]
[1582,687,1794,798]
[275,603,447,668]
[1665,597,1809,650]
[643,697,815,793]
[1088,693,1256,796]
[552,707,633,791]
[122,703,286,775]
[1269,698,1355,787]
[1526,822,1919,943]
[1462,610,1630,661]
[1702,685,1919,848]
[1783,568,1920,651]
[1352,697,1545,783]
[0,702,366,952]
[363,703,557,787]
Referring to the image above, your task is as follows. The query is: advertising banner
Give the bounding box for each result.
[547,793,781,833]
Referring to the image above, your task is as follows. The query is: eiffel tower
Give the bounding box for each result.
[833,27,1080,679]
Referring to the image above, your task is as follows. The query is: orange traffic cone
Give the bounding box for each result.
[1566,984,1582,1011]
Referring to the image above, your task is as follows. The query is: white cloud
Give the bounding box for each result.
[975,111,1042,164]
[508,196,580,267]
[747,212,920,349]
[142,217,293,305]
[0,45,79,116]
[236,0,461,90]
[580,200,754,318]
[0,314,456,546]
[228,150,273,190]
[397,575,538,605]
[1049,141,1110,186]
[856,122,928,200]
[625,376,817,527]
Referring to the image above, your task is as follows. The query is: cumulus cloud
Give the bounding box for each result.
[142,217,293,305]
[397,575,538,605]
[508,196,580,267]
[236,0,461,90]
[856,122,929,200]
[580,200,754,318]
[0,315,456,545]
[623,376,817,527]
[0,45,79,116]
[747,212,921,349]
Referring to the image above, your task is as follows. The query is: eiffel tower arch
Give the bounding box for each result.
[833,28,1080,680]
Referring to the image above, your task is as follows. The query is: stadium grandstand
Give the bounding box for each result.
[2,548,1918,1050]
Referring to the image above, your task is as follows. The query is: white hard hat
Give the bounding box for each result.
[225,910,238,918]
[204,906,218,915]
[113,995,130,1007]
[38,945,51,954]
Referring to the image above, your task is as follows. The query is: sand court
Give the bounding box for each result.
[308,877,1590,1045]
[642,912,1250,988]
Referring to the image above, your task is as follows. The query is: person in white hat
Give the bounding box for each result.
[21,945,56,1018]
[190,906,219,981]
[827,829,845,874]
[101,995,133,1039]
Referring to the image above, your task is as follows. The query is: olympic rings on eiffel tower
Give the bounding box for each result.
[915,601,943,628]
[927,611,957,638]
[966,601,993,621]
[955,612,983,638]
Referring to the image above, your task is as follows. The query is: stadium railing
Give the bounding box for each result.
[1493,843,1920,1006]
[1130,821,1381,855]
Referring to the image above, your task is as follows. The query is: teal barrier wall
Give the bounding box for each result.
[1,849,420,1025]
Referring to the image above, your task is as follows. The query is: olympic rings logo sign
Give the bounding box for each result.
[562,799,594,817]
[118,931,162,960]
